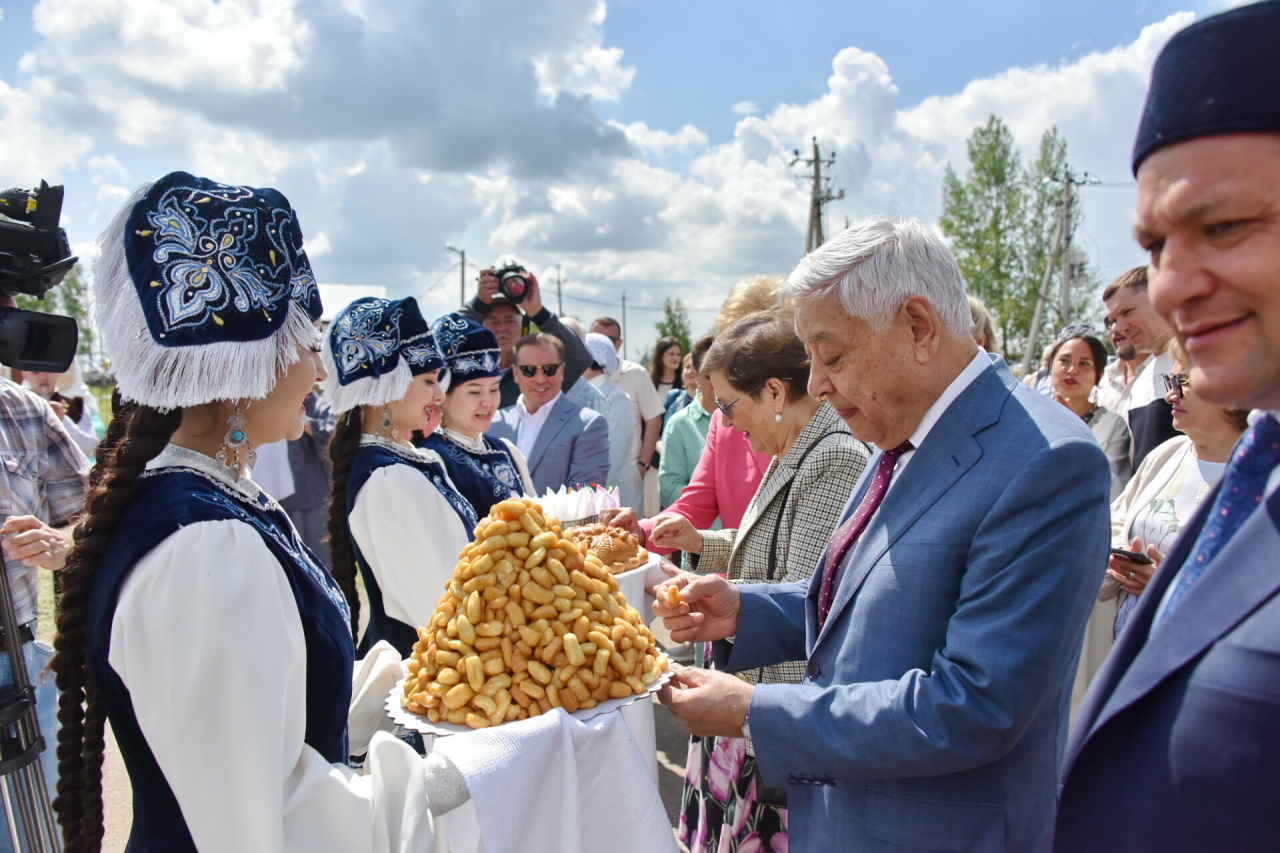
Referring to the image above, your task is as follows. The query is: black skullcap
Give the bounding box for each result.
[1132,0,1280,174]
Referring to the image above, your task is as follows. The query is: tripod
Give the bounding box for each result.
[0,528,61,853]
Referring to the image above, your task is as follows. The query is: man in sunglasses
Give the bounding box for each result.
[487,332,610,495]
[458,265,594,408]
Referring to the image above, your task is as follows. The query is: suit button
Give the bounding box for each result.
[805,662,820,680]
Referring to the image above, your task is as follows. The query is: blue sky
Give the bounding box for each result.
[0,0,1233,355]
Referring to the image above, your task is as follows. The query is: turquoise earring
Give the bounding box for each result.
[216,405,256,481]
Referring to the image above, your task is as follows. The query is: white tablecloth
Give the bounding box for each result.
[432,697,673,853]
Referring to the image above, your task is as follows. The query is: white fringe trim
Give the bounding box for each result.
[94,181,320,410]
[318,330,412,415]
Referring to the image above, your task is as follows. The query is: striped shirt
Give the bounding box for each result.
[0,379,89,624]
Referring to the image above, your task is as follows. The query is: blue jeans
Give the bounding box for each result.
[0,638,58,853]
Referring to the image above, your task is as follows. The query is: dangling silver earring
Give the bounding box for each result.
[774,412,783,423]
[376,406,396,441]
[216,405,256,482]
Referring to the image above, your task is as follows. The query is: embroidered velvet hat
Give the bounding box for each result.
[320,296,446,414]
[1132,1,1280,173]
[431,312,502,387]
[95,171,324,409]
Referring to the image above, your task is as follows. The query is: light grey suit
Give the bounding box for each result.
[487,394,610,496]
[714,359,1111,852]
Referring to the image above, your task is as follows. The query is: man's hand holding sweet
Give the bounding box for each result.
[652,572,740,644]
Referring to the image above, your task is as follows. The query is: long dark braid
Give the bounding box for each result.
[325,409,362,642]
[88,391,135,489]
[52,405,181,853]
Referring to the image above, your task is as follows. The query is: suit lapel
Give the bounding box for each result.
[1083,487,1280,740]
[527,396,572,471]
[811,365,1006,651]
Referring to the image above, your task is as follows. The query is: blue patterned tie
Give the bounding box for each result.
[1151,414,1280,629]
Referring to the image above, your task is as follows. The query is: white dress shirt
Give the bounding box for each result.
[833,350,993,587]
[515,391,562,460]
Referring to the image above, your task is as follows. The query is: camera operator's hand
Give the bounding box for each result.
[476,268,500,305]
[520,270,543,316]
[1,516,73,571]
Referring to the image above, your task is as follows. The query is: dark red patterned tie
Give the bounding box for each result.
[817,440,912,630]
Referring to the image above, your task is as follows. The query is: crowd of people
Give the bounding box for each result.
[0,4,1277,851]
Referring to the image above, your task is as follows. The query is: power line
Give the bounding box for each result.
[790,136,843,253]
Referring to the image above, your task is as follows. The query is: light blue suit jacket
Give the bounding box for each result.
[714,359,1111,853]
[487,394,610,496]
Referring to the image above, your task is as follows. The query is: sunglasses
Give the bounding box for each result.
[715,383,768,421]
[1161,373,1190,397]
[516,363,563,378]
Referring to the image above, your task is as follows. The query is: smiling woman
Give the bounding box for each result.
[321,296,478,656]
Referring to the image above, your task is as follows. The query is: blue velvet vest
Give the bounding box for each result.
[348,441,478,656]
[422,431,524,519]
[87,464,354,853]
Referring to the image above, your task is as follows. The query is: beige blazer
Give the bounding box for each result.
[694,402,870,687]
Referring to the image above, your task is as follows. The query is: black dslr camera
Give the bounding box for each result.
[0,181,79,372]
[492,262,531,305]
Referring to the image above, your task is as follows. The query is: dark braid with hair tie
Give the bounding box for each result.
[52,405,181,853]
[325,409,363,643]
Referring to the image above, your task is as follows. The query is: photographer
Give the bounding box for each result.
[459,265,593,408]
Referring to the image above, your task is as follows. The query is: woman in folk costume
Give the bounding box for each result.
[52,172,467,853]
[322,297,477,657]
[419,312,534,518]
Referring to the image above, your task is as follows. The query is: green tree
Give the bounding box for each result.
[940,116,1026,353]
[654,296,692,355]
[940,116,1097,362]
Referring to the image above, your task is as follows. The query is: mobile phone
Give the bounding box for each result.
[1110,547,1154,565]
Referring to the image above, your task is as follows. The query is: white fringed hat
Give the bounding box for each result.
[94,171,323,410]
[319,296,447,414]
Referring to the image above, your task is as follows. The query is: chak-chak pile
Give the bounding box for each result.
[402,498,669,729]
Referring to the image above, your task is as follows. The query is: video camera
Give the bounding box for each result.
[0,181,79,373]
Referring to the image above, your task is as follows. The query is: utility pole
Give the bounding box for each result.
[790,136,844,253]
[555,264,563,316]
[1020,166,1097,377]
[621,292,628,361]
[445,243,466,306]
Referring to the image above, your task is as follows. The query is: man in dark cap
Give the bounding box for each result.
[1057,4,1280,850]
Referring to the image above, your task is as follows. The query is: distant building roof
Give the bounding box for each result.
[318,284,388,322]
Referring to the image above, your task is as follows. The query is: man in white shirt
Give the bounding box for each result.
[486,333,610,495]
[651,215,1110,853]
[589,317,665,514]
[1096,274,1150,415]
[1103,266,1180,469]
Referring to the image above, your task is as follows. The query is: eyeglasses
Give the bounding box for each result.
[1161,373,1190,397]
[715,384,767,421]
[516,363,562,378]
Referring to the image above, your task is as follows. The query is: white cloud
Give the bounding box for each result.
[0,1,1198,353]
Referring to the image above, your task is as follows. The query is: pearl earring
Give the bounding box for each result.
[774,412,783,423]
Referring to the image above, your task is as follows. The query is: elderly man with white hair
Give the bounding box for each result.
[654,215,1111,853]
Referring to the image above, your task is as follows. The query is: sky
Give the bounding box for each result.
[0,0,1245,359]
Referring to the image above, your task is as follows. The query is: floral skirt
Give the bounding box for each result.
[679,733,789,853]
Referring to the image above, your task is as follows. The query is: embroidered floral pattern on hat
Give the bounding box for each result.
[431,313,502,386]
[124,171,321,347]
